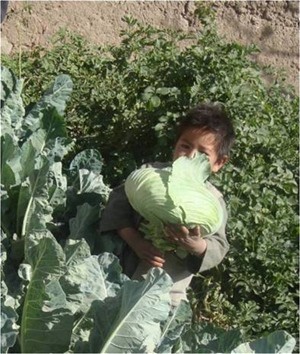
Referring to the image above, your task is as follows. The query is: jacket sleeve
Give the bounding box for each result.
[100,162,167,233]
[99,184,141,233]
[185,190,229,274]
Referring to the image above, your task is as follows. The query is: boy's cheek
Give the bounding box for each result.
[173,149,188,160]
[172,150,181,160]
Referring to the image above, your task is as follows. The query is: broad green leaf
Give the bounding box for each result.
[1,183,30,240]
[65,251,128,353]
[0,66,25,138]
[231,330,296,354]
[65,168,111,221]
[179,322,243,353]
[69,203,99,238]
[20,156,53,238]
[20,230,73,353]
[40,108,69,142]
[1,134,22,188]
[1,72,73,243]
[96,252,129,297]
[21,74,73,134]
[64,238,91,266]
[1,231,19,353]
[69,203,100,249]
[69,149,104,175]
[23,108,73,163]
[16,181,32,238]
[89,267,172,353]
[18,139,38,181]
[62,244,126,314]
[44,136,75,164]
[48,162,68,210]
[3,147,54,241]
[78,169,111,195]
[150,95,161,108]
[155,300,192,353]
[156,87,171,95]
[0,304,19,354]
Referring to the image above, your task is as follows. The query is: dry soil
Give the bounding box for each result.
[1,1,299,91]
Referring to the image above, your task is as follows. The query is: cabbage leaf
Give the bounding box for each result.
[89,267,172,353]
[125,153,224,251]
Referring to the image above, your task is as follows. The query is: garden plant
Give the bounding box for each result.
[1,5,298,353]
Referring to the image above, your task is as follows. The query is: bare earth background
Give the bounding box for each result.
[1,1,299,91]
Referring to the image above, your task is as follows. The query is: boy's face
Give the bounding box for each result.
[173,127,228,172]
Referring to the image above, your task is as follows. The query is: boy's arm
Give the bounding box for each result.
[189,184,230,273]
[118,227,165,267]
[100,184,165,267]
[186,214,229,274]
[100,184,140,232]
[164,194,229,274]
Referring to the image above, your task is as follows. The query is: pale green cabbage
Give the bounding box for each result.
[124,153,224,251]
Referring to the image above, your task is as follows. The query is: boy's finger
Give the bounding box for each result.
[166,225,190,239]
[149,246,165,258]
[152,257,165,264]
[189,225,201,237]
[164,224,183,238]
[145,256,164,267]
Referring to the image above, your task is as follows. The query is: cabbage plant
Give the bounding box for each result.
[125,153,224,251]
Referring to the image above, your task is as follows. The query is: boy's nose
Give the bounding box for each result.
[186,149,197,158]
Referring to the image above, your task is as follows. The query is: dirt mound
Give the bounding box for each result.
[1,1,299,91]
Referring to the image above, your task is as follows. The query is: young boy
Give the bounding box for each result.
[100,102,235,306]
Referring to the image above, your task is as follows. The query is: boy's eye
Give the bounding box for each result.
[198,149,209,156]
[181,144,190,149]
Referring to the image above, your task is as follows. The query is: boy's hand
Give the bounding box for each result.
[118,227,165,267]
[132,238,165,267]
[164,224,207,256]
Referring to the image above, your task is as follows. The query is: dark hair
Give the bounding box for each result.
[176,102,235,160]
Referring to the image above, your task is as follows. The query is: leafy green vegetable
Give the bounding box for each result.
[0,67,114,352]
[155,300,192,353]
[179,322,244,353]
[19,231,73,353]
[89,267,172,353]
[125,153,223,251]
[1,232,19,353]
[1,66,74,258]
[231,330,296,354]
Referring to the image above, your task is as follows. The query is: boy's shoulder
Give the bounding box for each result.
[206,181,223,199]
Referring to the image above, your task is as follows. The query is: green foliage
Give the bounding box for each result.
[2,6,298,352]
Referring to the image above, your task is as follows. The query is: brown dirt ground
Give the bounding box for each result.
[1,1,299,92]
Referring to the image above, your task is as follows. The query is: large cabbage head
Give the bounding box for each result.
[124,153,224,251]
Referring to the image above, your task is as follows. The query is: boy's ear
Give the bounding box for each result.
[212,155,229,173]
